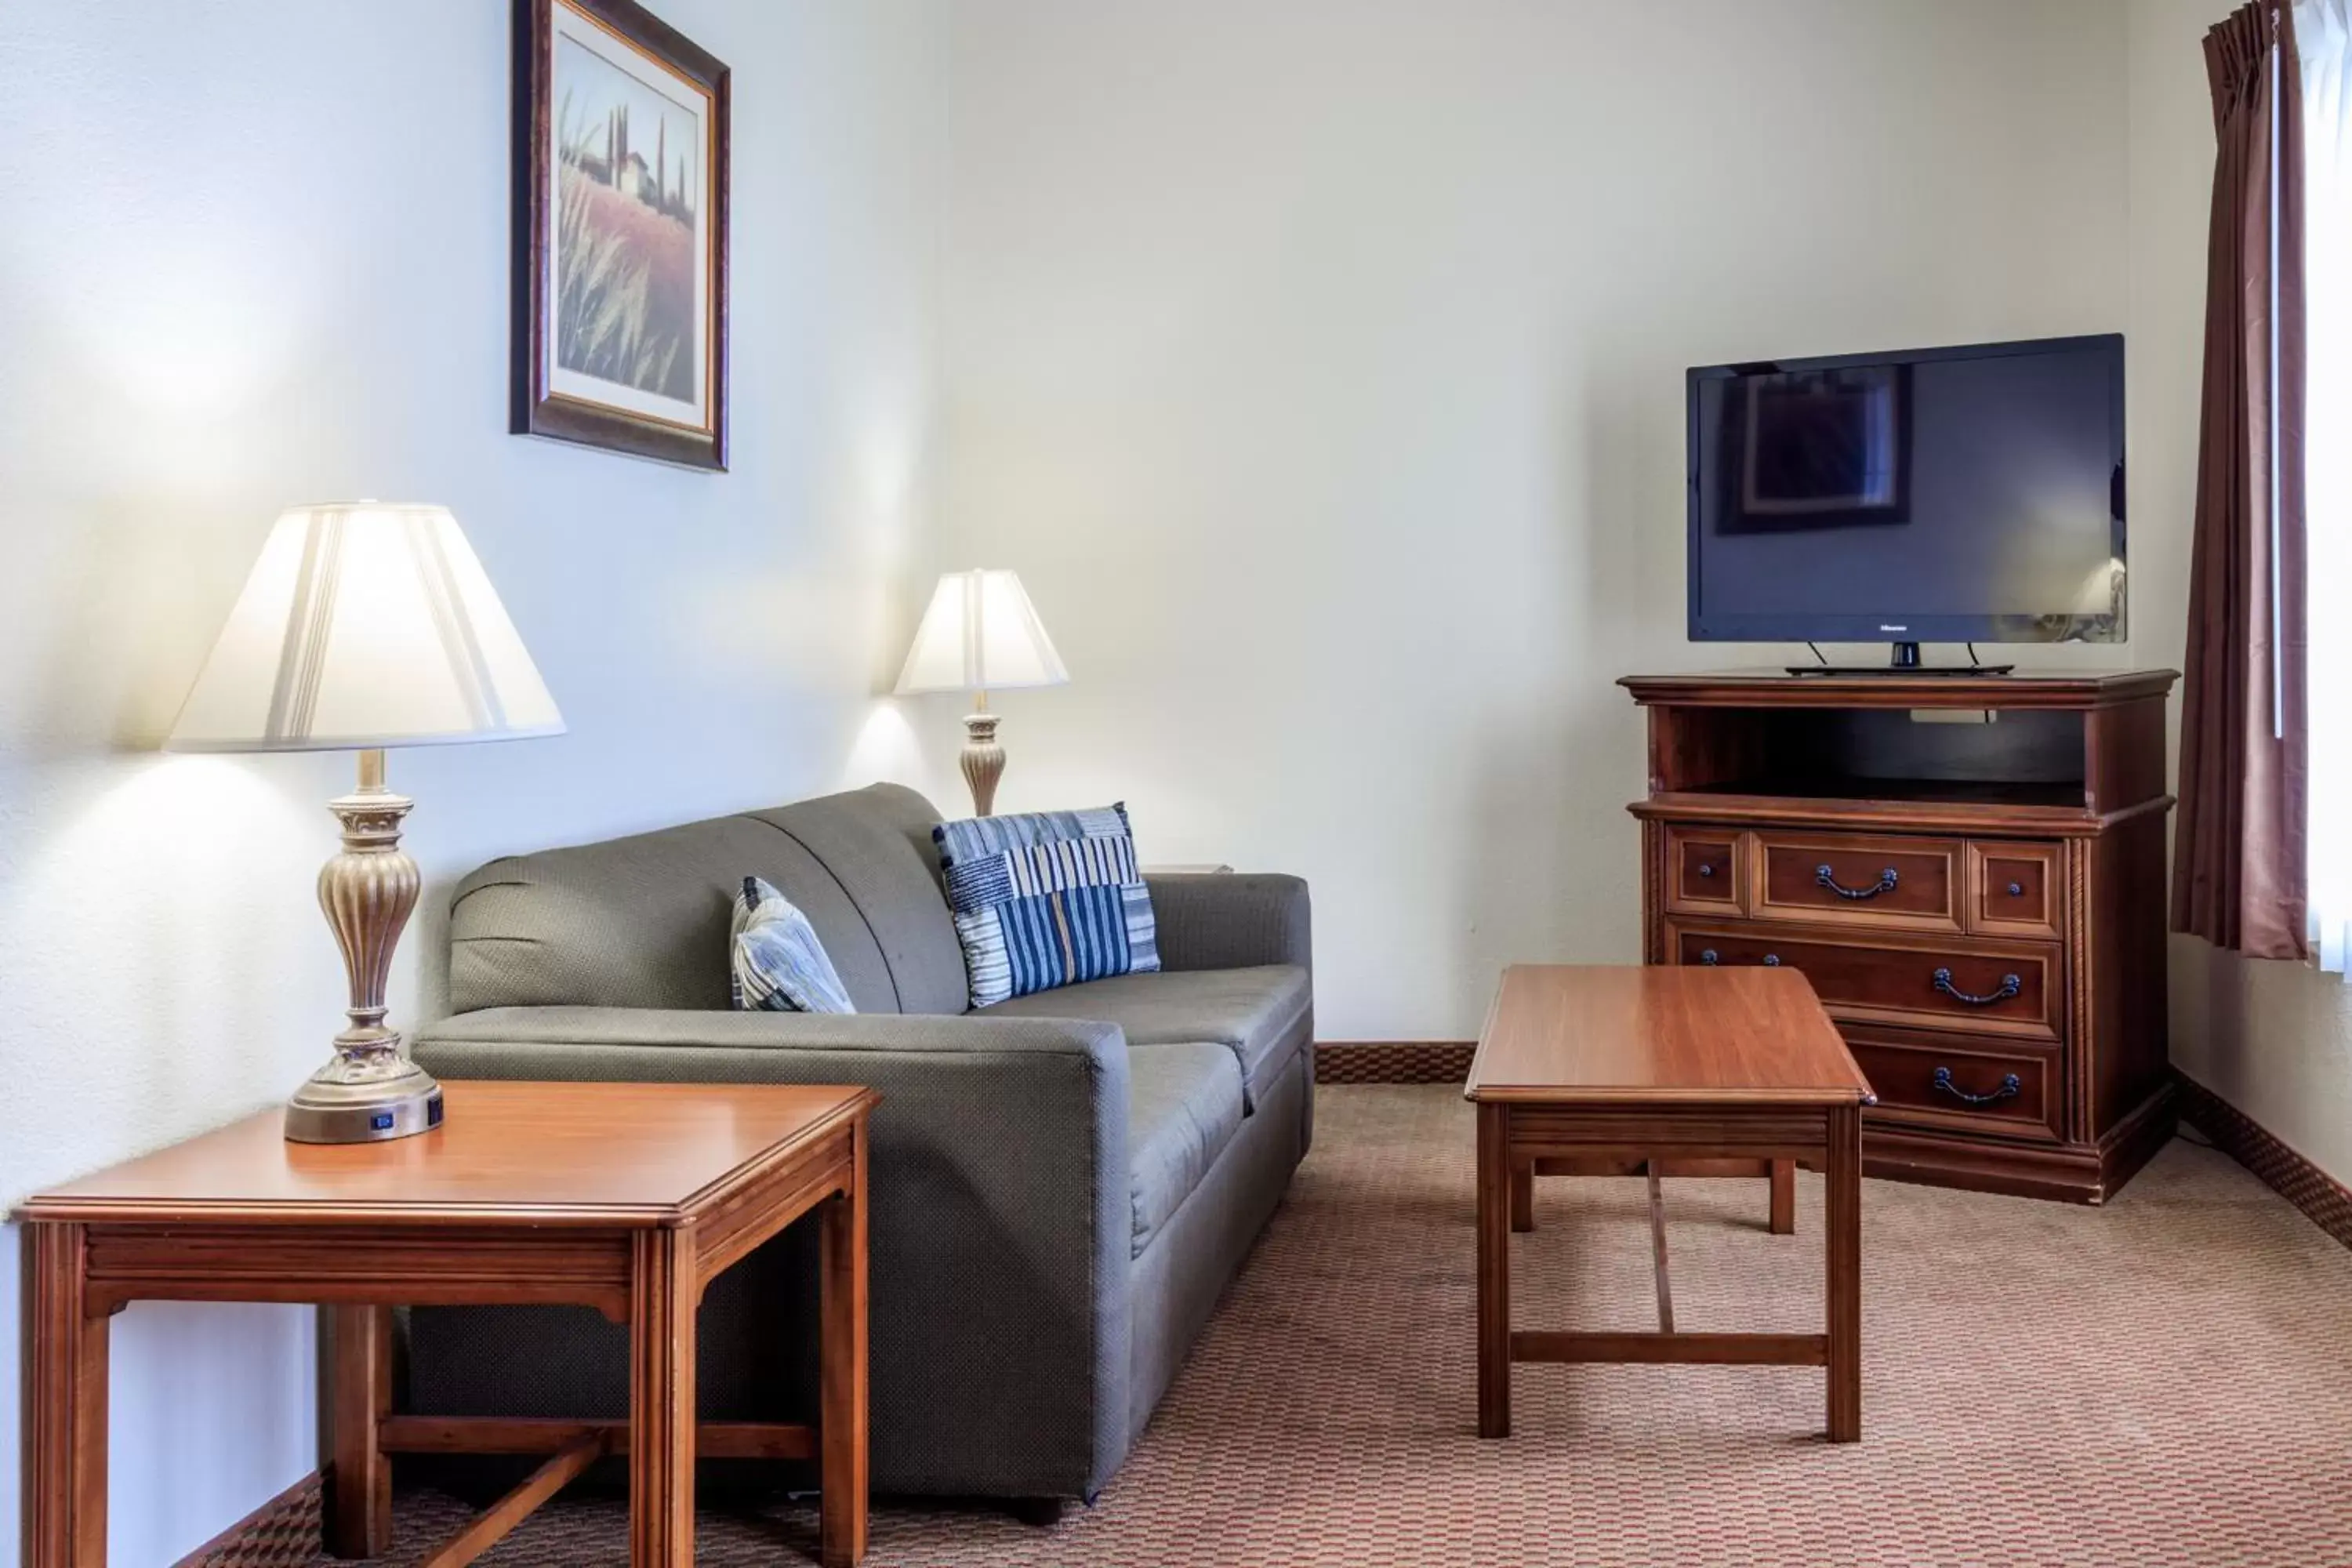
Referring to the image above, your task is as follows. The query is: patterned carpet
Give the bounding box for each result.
[200,1085,2352,1566]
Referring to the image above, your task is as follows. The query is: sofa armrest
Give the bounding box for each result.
[410,1006,1133,1497]
[1145,872,1312,974]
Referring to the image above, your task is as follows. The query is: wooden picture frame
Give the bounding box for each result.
[512,0,730,470]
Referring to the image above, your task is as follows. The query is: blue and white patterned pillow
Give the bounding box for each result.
[731,877,856,1014]
[934,804,1160,1008]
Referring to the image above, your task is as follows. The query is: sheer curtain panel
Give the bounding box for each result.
[2302,0,2350,969]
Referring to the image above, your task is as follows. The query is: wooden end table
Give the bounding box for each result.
[1467,965,1874,1443]
[18,1079,877,1567]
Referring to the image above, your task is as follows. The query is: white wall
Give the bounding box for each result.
[2129,0,2352,1184]
[935,0,2136,1040]
[0,1,943,1559]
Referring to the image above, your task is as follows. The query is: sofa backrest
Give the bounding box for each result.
[445,782,969,1017]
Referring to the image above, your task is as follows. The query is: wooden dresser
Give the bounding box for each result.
[1622,670,2177,1203]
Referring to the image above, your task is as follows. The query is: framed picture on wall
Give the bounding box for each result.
[512,0,730,470]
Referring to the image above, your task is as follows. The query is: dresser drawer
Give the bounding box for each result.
[1663,826,1744,916]
[1668,920,2061,1042]
[1750,830,1962,932]
[1966,840,2063,941]
[1844,1028,2060,1142]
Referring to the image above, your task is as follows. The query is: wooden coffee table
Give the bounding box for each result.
[1467,965,1874,1442]
[18,1080,877,1567]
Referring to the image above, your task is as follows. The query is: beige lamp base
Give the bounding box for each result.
[960,709,1006,817]
[284,748,442,1145]
[285,1058,444,1143]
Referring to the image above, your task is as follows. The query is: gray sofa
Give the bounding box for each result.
[401,782,1313,1502]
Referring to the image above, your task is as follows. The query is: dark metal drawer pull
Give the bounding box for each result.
[2007,880,2025,898]
[1762,953,1782,966]
[1817,864,1900,900]
[1931,967,2021,1006]
[1933,1066,2022,1105]
[1700,949,1719,966]
[1697,862,1716,879]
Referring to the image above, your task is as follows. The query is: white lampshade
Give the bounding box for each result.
[166,502,564,753]
[894,568,1070,695]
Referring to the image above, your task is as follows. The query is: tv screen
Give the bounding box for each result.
[1686,335,2125,645]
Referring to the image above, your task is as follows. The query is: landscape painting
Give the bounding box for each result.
[554,27,701,407]
[514,0,730,469]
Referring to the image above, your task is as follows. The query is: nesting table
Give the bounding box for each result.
[19,1079,877,1567]
[1467,964,1875,1442]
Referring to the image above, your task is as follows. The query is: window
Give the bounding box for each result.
[2305,0,2352,968]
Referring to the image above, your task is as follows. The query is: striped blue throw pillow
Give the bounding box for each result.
[935,803,1160,1008]
[731,877,856,1014]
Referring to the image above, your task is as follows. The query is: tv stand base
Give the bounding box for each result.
[1788,641,2014,677]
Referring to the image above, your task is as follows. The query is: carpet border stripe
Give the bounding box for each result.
[1316,1054,2352,1256]
[1315,1040,1475,1084]
[2175,1071,2352,1252]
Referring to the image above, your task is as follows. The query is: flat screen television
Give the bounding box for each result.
[1686,334,2126,658]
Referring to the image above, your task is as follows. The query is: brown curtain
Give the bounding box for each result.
[2174,0,2310,958]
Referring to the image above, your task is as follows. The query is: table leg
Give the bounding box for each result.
[630,1229,699,1565]
[1769,1159,1796,1236]
[1825,1105,1862,1442]
[818,1133,875,1561]
[325,1305,394,1558]
[25,1223,107,1568]
[820,1128,870,1568]
[1509,1163,1534,1233]
[1475,1103,1511,1438]
[1645,1161,1675,1334]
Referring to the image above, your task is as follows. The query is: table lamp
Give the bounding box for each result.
[166,502,564,1143]
[894,568,1068,816]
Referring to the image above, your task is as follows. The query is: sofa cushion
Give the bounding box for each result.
[934,804,1160,1007]
[449,815,900,1014]
[744,783,969,1016]
[731,877,855,1014]
[1126,1043,1245,1258]
[448,783,960,1018]
[982,964,1310,1112]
